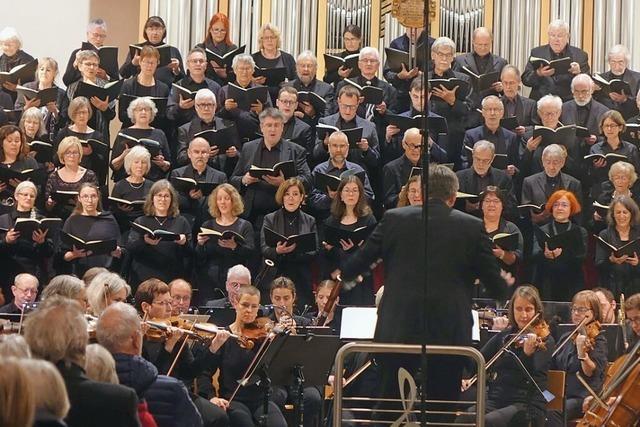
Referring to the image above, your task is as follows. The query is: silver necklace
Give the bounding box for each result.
[154,216,168,226]
[128,179,144,189]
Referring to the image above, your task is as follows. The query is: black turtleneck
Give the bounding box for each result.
[283,208,300,236]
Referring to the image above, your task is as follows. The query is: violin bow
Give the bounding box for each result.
[551,316,589,358]
[166,319,198,377]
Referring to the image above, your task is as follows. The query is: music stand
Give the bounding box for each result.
[237,333,341,427]
[202,307,236,327]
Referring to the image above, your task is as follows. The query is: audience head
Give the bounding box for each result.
[428,164,458,205]
[24,296,88,367]
[168,279,192,315]
[208,183,244,219]
[86,272,131,316]
[226,265,252,307]
[0,357,36,427]
[97,302,143,356]
[84,343,119,384]
[0,334,31,358]
[41,275,88,310]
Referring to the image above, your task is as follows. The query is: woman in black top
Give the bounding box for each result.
[589,110,640,198]
[118,46,171,130]
[0,27,35,103]
[532,189,588,301]
[119,16,185,87]
[60,50,116,143]
[595,195,640,297]
[547,290,608,426]
[15,57,66,141]
[480,186,523,284]
[110,145,154,233]
[55,97,108,187]
[127,179,192,286]
[0,181,54,287]
[44,136,98,221]
[196,12,238,86]
[209,285,287,427]
[591,161,640,233]
[196,183,254,303]
[61,182,122,277]
[251,23,296,104]
[397,174,423,207]
[0,125,40,215]
[111,96,171,182]
[458,285,555,426]
[261,178,318,307]
[323,24,362,85]
[19,108,55,177]
[322,175,377,305]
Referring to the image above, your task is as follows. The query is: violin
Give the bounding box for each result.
[512,320,551,351]
[235,317,275,348]
[572,321,601,354]
[145,317,253,349]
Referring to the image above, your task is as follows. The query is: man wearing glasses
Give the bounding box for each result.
[205,264,252,309]
[0,273,38,314]
[275,86,314,159]
[63,18,118,86]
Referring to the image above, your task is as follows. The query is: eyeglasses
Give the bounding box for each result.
[278,99,297,106]
[359,58,379,64]
[339,103,358,111]
[553,202,570,208]
[483,199,502,205]
[571,307,591,314]
[405,143,423,150]
[196,103,215,109]
[134,107,151,112]
[483,108,504,113]
[572,89,591,95]
[64,151,81,157]
[83,62,100,68]
[433,51,453,58]
[262,36,277,41]
[210,28,227,34]
[188,58,206,64]
[342,188,360,194]
[603,123,621,129]
[15,286,38,295]
[629,317,640,325]
[89,32,107,39]
[16,192,35,199]
[153,300,172,307]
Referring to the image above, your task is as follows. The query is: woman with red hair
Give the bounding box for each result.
[196,13,238,86]
[532,189,588,301]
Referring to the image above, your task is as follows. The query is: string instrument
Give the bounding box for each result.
[571,321,601,354]
[467,312,541,388]
[552,316,591,358]
[144,318,252,348]
[512,319,551,351]
[620,293,629,351]
[313,275,342,327]
[577,338,640,426]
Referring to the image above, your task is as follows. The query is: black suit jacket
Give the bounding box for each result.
[461,125,520,170]
[283,116,314,157]
[521,171,583,209]
[282,78,336,118]
[592,69,640,119]
[342,203,506,345]
[560,99,610,135]
[455,167,518,220]
[500,94,539,131]
[60,363,140,427]
[230,138,311,216]
[522,44,590,101]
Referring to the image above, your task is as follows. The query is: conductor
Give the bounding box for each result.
[338,164,510,422]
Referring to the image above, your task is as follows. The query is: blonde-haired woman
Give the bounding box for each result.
[251,23,296,102]
[196,183,254,301]
[22,358,71,427]
[0,357,36,427]
[127,179,192,285]
[86,271,131,316]
[45,135,98,220]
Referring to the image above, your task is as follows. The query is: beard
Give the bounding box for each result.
[574,97,591,107]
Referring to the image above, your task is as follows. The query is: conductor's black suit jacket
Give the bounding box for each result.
[342,201,507,345]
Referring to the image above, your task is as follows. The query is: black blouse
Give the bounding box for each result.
[109,178,154,232]
[110,127,171,182]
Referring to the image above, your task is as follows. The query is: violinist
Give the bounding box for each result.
[134,278,231,426]
[458,285,554,426]
[207,285,287,427]
[547,290,608,426]
[623,293,640,351]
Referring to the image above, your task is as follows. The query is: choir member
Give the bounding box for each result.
[309,130,373,220]
[167,47,222,128]
[323,24,362,85]
[548,290,608,426]
[86,271,130,317]
[282,50,335,125]
[522,94,581,178]
[110,145,154,232]
[592,44,640,119]
[118,46,171,129]
[589,110,640,197]
[15,57,66,141]
[111,96,171,182]
[207,285,288,426]
[260,178,318,306]
[230,108,311,227]
[0,182,53,289]
[61,182,121,278]
[127,179,192,286]
[175,88,239,176]
[397,174,422,207]
[63,19,118,86]
[312,85,380,173]
[0,273,38,315]
[45,136,98,221]
[119,16,185,87]
[521,144,583,226]
[0,124,39,216]
[217,54,273,143]
[455,140,518,221]
[19,108,54,174]
[428,36,473,169]
[251,23,296,103]
[499,64,539,137]
[169,136,227,230]
[522,19,590,101]
[0,27,35,103]
[595,195,640,297]
[61,50,117,142]
[322,175,377,305]
[196,12,238,86]
[532,189,588,301]
[196,183,254,302]
[458,285,554,426]
[274,86,314,158]
[383,128,425,208]
[480,186,523,281]
[593,162,640,231]
[55,97,108,186]
[384,26,427,113]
